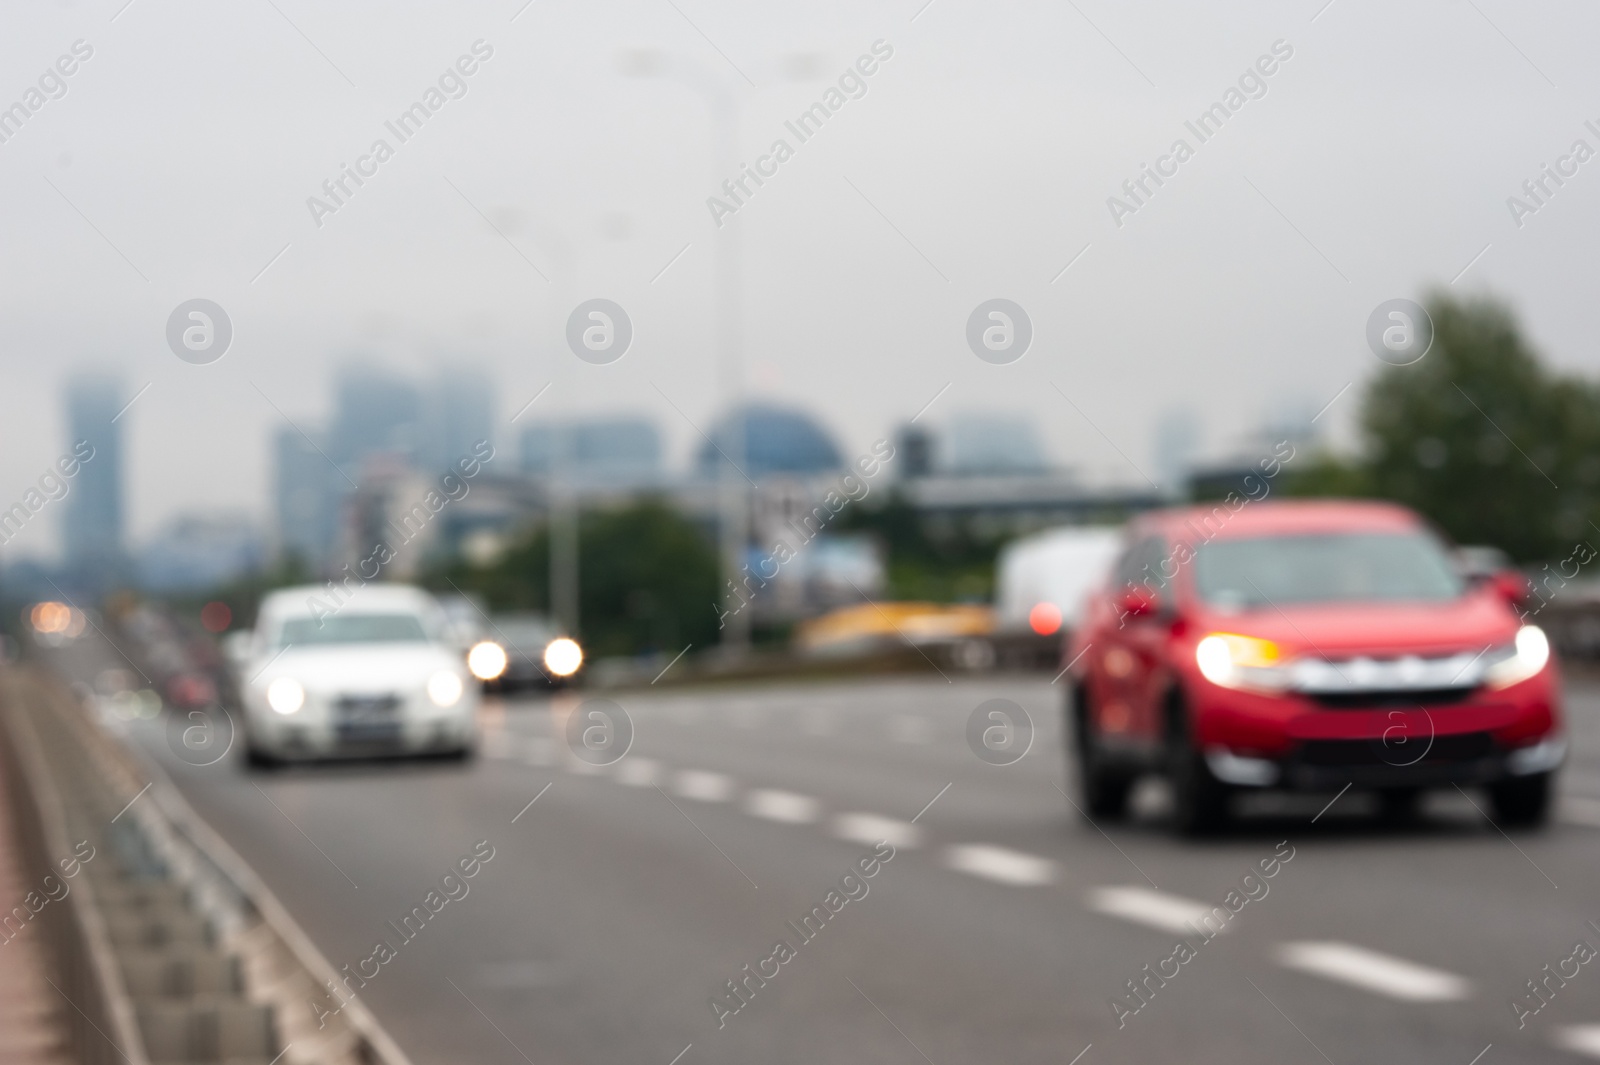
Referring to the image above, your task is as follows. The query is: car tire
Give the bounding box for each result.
[243,740,279,771]
[1489,773,1551,827]
[1167,695,1230,835]
[1069,686,1134,820]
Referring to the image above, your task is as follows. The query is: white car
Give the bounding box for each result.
[238,584,477,765]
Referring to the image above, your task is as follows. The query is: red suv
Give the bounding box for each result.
[1065,500,1563,833]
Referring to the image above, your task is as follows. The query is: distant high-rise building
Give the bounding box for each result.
[427,369,494,474]
[328,365,423,468]
[62,375,124,574]
[895,424,934,478]
[139,513,264,591]
[273,427,341,565]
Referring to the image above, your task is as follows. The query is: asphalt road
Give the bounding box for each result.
[41,638,1600,1065]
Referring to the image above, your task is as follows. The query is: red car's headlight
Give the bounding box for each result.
[1483,625,1550,689]
[1195,633,1292,692]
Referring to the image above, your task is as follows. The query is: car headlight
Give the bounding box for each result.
[1484,625,1550,689]
[1195,633,1291,691]
[266,677,305,715]
[467,640,509,681]
[544,637,583,678]
[428,671,464,707]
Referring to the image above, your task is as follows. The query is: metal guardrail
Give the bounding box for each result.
[1,663,416,1065]
[1,664,150,1065]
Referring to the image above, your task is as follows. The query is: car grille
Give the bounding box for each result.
[335,694,400,715]
[334,694,402,746]
[1296,730,1496,767]
[1306,686,1477,710]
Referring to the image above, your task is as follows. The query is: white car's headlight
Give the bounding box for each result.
[428,671,465,707]
[468,640,509,681]
[1195,633,1291,691]
[266,677,305,715]
[1484,625,1550,689]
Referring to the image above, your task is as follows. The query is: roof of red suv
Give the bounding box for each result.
[1141,499,1426,542]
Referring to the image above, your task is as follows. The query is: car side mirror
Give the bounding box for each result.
[1490,570,1531,606]
[1115,588,1160,620]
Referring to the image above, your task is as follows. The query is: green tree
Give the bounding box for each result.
[833,489,1007,601]
[1358,293,1600,561]
[431,499,722,658]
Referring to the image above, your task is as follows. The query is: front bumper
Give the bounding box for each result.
[1206,733,1566,790]
[246,704,476,760]
[1191,669,1563,791]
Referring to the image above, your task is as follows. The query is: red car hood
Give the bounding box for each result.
[1188,591,1520,660]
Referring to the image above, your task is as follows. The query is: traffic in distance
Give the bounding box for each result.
[193,499,1560,840]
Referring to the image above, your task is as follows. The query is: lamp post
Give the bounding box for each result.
[520,217,580,637]
[620,49,750,653]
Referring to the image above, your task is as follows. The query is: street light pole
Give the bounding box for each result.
[522,218,580,638]
[622,51,750,653]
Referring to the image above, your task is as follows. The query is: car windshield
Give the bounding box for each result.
[491,619,555,646]
[277,613,432,646]
[1194,531,1464,608]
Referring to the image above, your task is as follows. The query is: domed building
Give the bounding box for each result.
[695,403,843,479]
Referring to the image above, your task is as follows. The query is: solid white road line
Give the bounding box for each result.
[1086,886,1224,936]
[614,758,660,787]
[833,813,923,850]
[1554,1025,1600,1058]
[944,844,1057,886]
[746,789,820,824]
[1560,796,1600,828]
[1277,941,1471,1002]
[674,770,734,802]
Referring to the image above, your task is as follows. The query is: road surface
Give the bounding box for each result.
[42,639,1600,1065]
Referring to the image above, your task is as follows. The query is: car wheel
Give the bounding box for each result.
[1167,696,1230,835]
[243,740,279,771]
[1489,773,1551,827]
[1069,686,1134,820]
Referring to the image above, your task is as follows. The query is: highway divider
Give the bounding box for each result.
[0,661,415,1065]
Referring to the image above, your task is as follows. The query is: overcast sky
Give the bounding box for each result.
[2,0,1598,557]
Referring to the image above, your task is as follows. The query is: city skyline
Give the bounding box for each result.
[4,1,1593,568]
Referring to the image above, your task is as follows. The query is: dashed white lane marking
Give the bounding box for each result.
[614,758,660,787]
[746,789,820,824]
[1554,1025,1600,1058]
[1086,886,1224,936]
[1560,796,1600,828]
[834,813,923,850]
[674,770,734,802]
[1277,941,1471,1002]
[944,844,1056,886]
